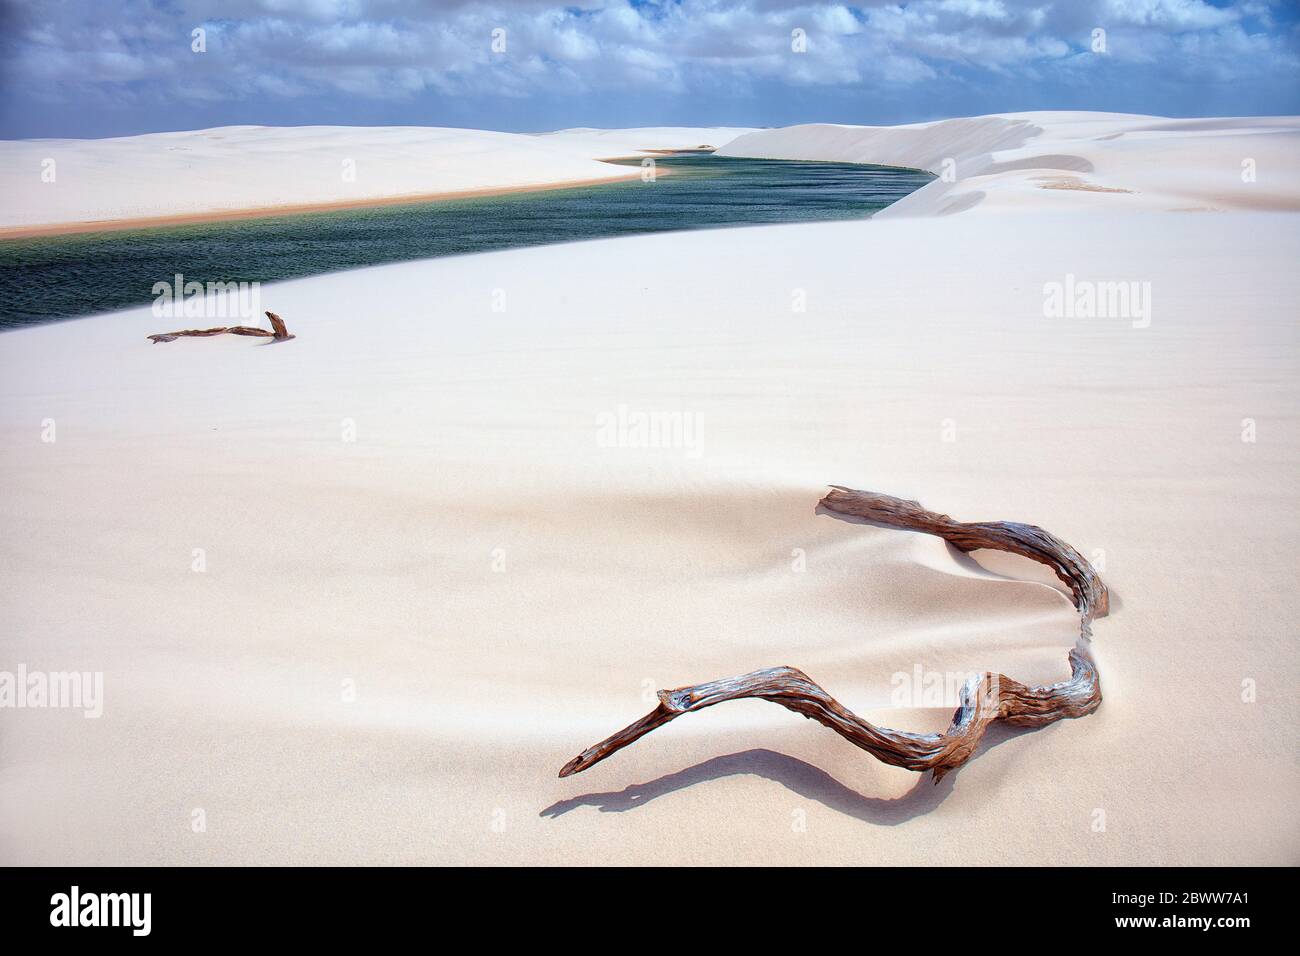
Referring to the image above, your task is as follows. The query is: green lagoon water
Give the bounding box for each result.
[0,154,932,329]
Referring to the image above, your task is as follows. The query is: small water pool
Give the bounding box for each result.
[0,153,933,329]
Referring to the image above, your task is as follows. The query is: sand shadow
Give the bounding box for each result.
[541,723,1034,824]
[544,497,1102,825]
[818,498,1050,581]
[814,498,1119,607]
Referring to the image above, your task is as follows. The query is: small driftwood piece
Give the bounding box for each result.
[148,311,294,344]
[560,487,1107,782]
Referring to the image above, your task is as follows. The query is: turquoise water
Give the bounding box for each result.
[0,154,931,329]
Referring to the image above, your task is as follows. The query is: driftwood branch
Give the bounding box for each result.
[560,487,1107,782]
[148,311,294,344]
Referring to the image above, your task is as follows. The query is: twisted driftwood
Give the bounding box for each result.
[560,487,1107,782]
[148,311,293,344]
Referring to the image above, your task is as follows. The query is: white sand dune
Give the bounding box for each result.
[720,111,1300,215]
[0,114,1297,865]
[0,125,753,232]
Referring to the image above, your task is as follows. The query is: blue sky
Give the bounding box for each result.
[1,0,1297,139]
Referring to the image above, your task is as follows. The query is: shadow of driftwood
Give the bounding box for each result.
[815,497,1118,606]
[542,723,1034,824]
[544,494,1099,825]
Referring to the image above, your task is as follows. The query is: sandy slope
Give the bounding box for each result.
[0,125,752,232]
[0,114,1297,865]
[719,111,1300,215]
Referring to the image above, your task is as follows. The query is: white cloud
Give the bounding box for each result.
[1,0,1296,109]
[1099,0,1239,30]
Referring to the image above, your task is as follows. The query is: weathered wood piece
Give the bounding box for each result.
[148,311,294,344]
[559,487,1107,782]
